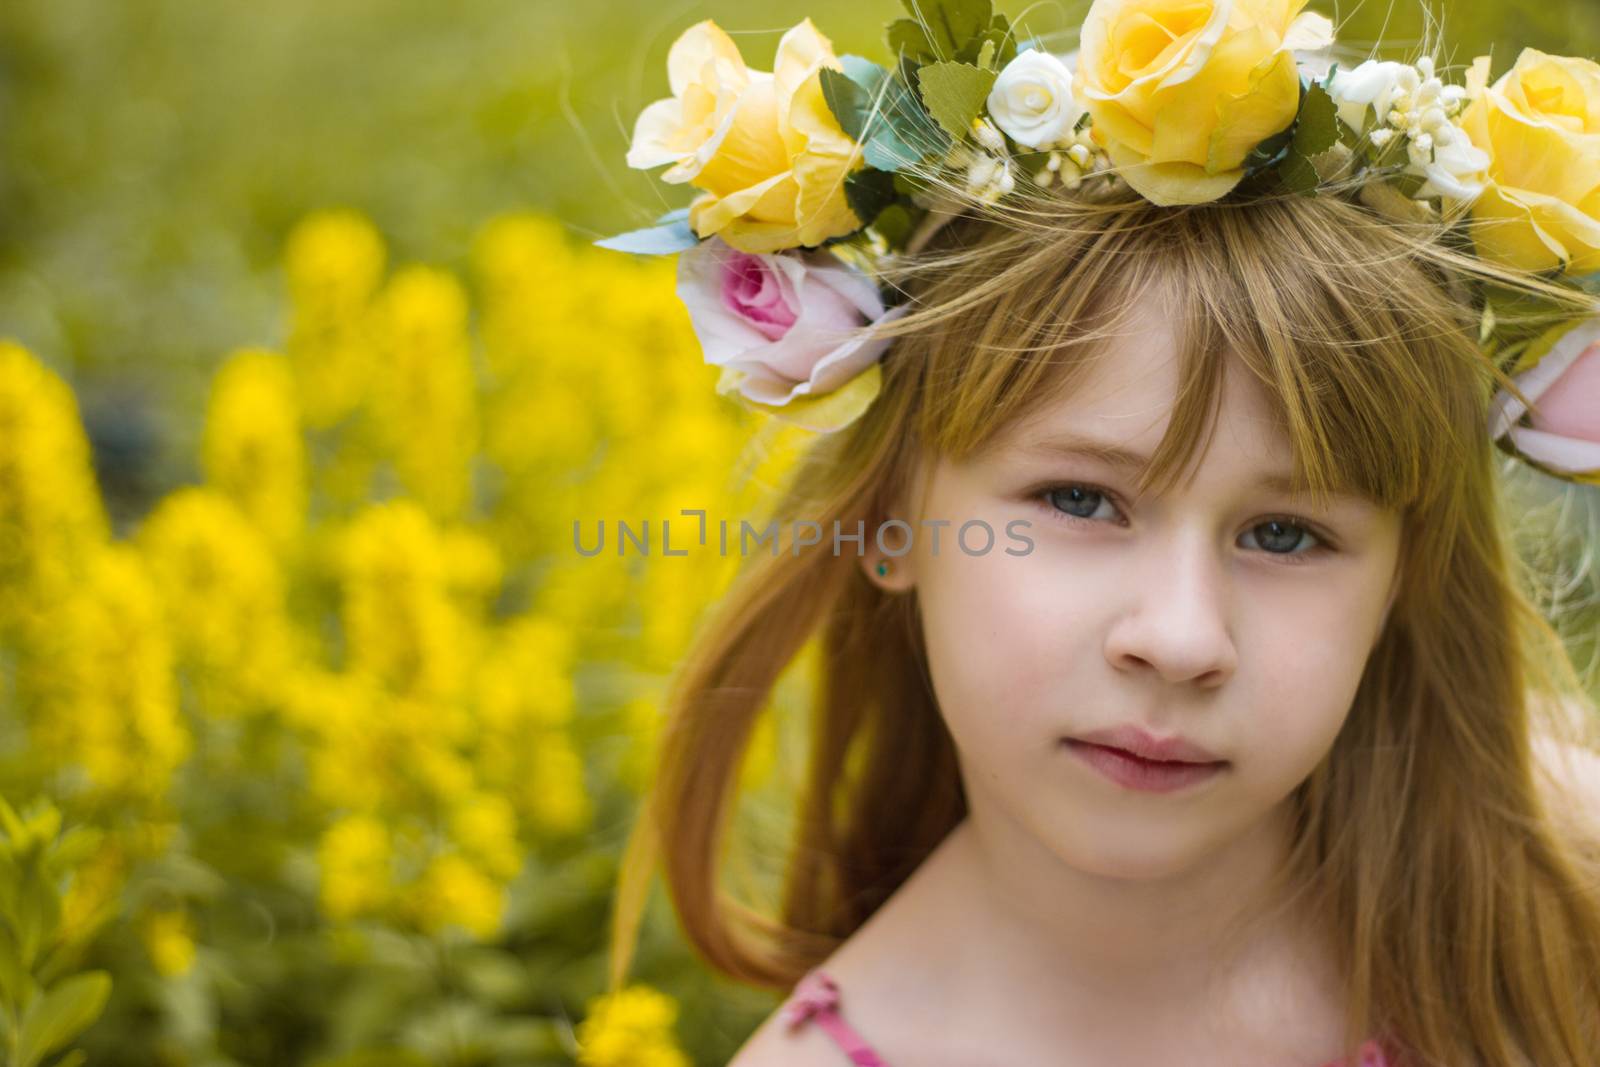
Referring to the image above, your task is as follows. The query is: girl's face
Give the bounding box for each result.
[879,308,1402,880]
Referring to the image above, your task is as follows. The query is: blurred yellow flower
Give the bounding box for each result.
[575,985,692,1067]
[318,813,394,921]
[410,852,505,940]
[0,340,109,633]
[202,348,307,552]
[19,545,189,803]
[138,487,296,716]
[140,907,198,977]
[338,501,483,703]
[286,208,387,309]
[371,265,479,520]
[0,208,810,1018]
[1462,48,1600,273]
[475,615,575,733]
[472,214,581,382]
[449,793,523,882]
[524,734,592,837]
[285,209,386,429]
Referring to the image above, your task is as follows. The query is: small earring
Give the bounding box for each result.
[875,560,890,578]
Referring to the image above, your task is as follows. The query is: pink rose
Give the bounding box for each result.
[676,236,901,408]
[1488,318,1600,480]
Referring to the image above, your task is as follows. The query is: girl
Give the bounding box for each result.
[602,7,1600,1065]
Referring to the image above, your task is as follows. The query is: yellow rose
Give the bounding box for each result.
[1460,49,1600,274]
[627,19,863,253]
[1073,0,1332,205]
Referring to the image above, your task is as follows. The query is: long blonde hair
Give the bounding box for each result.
[609,181,1600,1065]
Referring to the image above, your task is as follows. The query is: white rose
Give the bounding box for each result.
[1328,59,1410,133]
[986,50,1084,150]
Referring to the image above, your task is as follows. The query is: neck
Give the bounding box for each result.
[922,799,1317,1015]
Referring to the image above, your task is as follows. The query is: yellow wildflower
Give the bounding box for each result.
[284,209,386,428]
[137,487,296,716]
[140,907,197,977]
[18,545,189,803]
[575,985,692,1067]
[449,793,523,882]
[201,348,307,552]
[0,340,109,634]
[318,813,393,921]
[410,852,505,941]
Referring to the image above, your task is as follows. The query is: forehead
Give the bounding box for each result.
[991,308,1290,470]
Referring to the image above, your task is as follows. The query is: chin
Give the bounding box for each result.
[1045,825,1212,882]
[1069,848,1198,883]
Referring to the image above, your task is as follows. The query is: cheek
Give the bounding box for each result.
[913,529,1113,747]
[917,550,1042,740]
[1237,591,1379,769]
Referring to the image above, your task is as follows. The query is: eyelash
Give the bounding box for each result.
[1027,481,1337,566]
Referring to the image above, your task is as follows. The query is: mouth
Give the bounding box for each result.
[1060,737,1229,794]
[1066,724,1224,764]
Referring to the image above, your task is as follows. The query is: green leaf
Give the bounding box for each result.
[1291,82,1339,158]
[887,19,936,62]
[917,61,997,141]
[897,0,992,59]
[821,66,872,142]
[14,971,111,1067]
[1240,125,1295,174]
[1279,151,1320,195]
[957,13,1016,66]
[991,14,1020,66]
[844,59,950,172]
[0,922,28,1009]
[872,203,918,250]
[1570,270,1600,297]
[845,169,898,228]
[0,797,26,844]
[1336,115,1364,151]
[822,57,939,171]
[592,216,699,256]
[892,170,932,197]
[1497,337,1533,375]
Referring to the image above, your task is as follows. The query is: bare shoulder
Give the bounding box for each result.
[725,1001,858,1067]
[1531,715,1600,829]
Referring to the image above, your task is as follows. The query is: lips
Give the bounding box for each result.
[1064,724,1224,764]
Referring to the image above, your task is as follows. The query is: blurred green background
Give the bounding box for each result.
[0,1,1598,1065]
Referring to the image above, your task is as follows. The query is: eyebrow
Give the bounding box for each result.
[1020,431,1317,497]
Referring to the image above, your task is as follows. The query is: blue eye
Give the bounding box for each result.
[1045,484,1117,523]
[1034,482,1332,564]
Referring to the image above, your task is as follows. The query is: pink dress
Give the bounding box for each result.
[780,968,1391,1067]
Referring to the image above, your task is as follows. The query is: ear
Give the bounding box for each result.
[862,475,921,594]
[861,543,916,592]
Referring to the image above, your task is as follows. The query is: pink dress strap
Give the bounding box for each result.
[780,969,888,1066]
[782,967,1392,1067]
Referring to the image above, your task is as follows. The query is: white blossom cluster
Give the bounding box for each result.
[958,120,1018,203]
[1031,128,1104,191]
[1328,56,1489,203]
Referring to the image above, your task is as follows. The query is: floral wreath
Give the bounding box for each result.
[598,0,1600,487]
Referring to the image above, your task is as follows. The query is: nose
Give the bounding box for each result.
[1102,528,1238,688]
